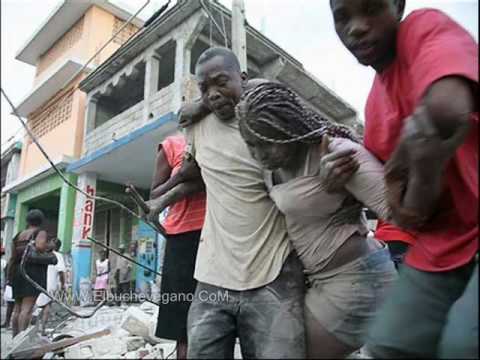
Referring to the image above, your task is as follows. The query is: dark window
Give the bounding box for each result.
[95,61,146,128]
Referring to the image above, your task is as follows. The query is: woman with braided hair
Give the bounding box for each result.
[236,81,397,358]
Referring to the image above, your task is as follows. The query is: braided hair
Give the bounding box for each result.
[236,82,359,144]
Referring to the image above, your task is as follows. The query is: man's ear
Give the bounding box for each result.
[241,71,249,88]
[395,0,406,21]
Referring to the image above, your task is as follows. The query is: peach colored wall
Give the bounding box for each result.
[20,114,77,176]
[72,89,87,157]
[83,6,128,67]
[33,5,138,86]
[19,75,86,178]
[34,18,87,87]
[21,5,134,178]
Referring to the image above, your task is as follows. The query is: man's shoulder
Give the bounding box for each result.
[398,8,461,47]
[401,8,451,29]
[187,113,236,139]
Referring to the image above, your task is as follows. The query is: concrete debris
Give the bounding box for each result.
[6,325,51,359]
[65,333,128,358]
[39,304,177,359]
[9,329,110,359]
[4,304,180,359]
[64,345,94,359]
[124,336,146,352]
[120,307,152,338]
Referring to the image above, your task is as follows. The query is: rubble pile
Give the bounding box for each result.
[63,303,176,359]
[6,303,176,360]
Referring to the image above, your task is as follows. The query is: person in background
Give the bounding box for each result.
[1,247,15,329]
[128,242,137,296]
[147,133,206,360]
[35,238,66,336]
[114,245,133,305]
[328,0,478,357]
[93,249,109,304]
[7,209,57,337]
[1,246,5,290]
[1,283,15,330]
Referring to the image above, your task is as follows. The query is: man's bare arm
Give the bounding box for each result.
[149,154,202,199]
[388,76,475,228]
[178,99,211,128]
[147,179,205,223]
[150,149,172,200]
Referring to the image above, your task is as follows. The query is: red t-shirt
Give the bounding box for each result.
[159,135,206,235]
[364,9,478,272]
[374,220,415,246]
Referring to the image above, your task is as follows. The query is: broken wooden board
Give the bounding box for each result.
[8,328,110,359]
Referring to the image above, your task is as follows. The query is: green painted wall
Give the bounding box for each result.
[14,202,28,234]
[13,172,77,252]
[17,174,64,204]
[57,173,77,253]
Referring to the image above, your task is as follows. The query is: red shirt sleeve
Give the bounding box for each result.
[398,9,479,105]
[159,137,175,169]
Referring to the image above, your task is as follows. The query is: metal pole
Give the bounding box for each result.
[232,0,247,72]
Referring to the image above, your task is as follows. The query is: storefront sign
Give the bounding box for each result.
[81,185,95,240]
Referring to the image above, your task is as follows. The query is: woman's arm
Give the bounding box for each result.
[323,137,391,221]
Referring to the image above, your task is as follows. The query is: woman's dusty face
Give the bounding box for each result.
[240,124,297,170]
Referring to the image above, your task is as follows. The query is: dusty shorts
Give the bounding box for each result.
[305,241,397,349]
[187,251,306,359]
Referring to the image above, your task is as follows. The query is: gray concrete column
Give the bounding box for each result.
[143,53,161,121]
[172,37,186,113]
[85,97,98,135]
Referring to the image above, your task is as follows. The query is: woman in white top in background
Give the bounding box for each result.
[236,82,397,359]
[36,238,66,335]
[94,249,109,304]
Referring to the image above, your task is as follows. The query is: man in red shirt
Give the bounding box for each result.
[148,133,206,359]
[328,0,478,358]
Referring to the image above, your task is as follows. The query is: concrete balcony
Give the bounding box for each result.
[84,84,174,156]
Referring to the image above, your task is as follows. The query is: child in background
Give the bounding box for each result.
[93,249,109,303]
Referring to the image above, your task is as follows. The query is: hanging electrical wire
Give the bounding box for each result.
[219,4,229,47]
[1,126,25,148]
[0,0,169,236]
[20,241,106,318]
[1,89,164,235]
[199,0,229,47]
[0,0,178,320]
[59,0,152,93]
[1,0,152,155]
[209,13,213,47]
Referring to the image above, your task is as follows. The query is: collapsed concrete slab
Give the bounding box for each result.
[119,307,152,338]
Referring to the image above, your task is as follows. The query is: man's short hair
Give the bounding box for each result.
[26,209,45,227]
[195,47,241,73]
[55,238,62,251]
